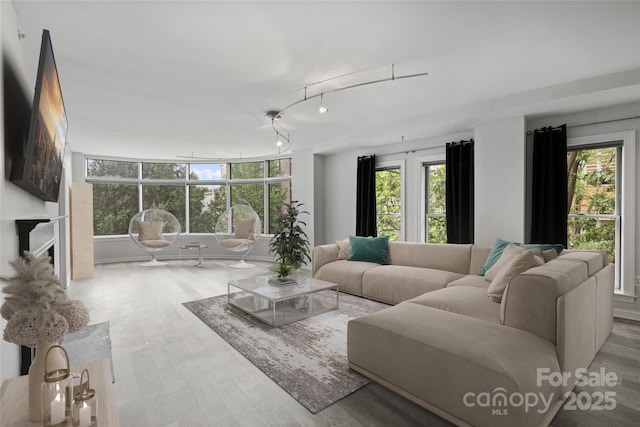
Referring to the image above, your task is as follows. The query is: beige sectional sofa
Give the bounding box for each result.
[312,241,614,427]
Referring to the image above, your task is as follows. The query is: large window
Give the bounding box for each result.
[375,166,402,241]
[189,184,226,233]
[567,146,619,263]
[86,157,291,236]
[142,184,186,230]
[567,130,635,297]
[424,163,446,243]
[92,183,138,235]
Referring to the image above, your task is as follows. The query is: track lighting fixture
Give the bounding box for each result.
[319,93,328,114]
[264,64,428,153]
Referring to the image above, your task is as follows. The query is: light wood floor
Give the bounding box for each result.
[67,260,639,427]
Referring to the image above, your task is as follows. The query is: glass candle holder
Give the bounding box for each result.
[72,369,98,427]
[41,345,73,426]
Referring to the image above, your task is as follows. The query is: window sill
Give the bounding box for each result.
[614,292,637,304]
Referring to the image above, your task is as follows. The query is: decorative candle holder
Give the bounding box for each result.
[41,345,73,426]
[72,369,98,427]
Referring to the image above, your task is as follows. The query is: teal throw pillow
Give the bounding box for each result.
[519,243,564,256]
[478,238,566,276]
[478,238,513,276]
[348,235,389,265]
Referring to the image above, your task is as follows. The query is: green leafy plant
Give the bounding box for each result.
[269,201,311,277]
[271,261,295,278]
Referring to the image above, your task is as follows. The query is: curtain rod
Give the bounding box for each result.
[382,115,639,156]
[527,115,640,135]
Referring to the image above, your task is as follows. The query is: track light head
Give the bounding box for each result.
[319,93,328,114]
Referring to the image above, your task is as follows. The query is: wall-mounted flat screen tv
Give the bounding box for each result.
[11,29,67,202]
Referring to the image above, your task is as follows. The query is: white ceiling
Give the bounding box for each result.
[9,1,640,160]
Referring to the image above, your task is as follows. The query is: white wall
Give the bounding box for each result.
[322,151,358,244]
[1,3,68,381]
[323,131,472,244]
[474,116,527,244]
[291,147,316,253]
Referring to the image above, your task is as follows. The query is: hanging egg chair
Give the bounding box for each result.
[129,208,181,266]
[215,202,261,268]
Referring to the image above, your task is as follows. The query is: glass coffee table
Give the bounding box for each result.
[227,275,339,327]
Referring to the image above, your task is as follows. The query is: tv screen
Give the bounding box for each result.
[11,29,67,202]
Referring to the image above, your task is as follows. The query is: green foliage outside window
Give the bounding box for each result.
[88,157,291,236]
[231,184,265,228]
[376,168,401,241]
[269,182,291,234]
[567,147,617,262]
[231,161,264,179]
[92,183,138,235]
[426,164,446,243]
[189,185,226,233]
[87,159,138,179]
[142,162,186,179]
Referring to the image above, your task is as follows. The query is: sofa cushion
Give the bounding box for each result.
[487,251,537,303]
[478,238,564,276]
[387,242,472,274]
[138,239,170,248]
[314,260,378,296]
[541,248,558,263]
[559,250,606,275]
[407,286,500,324]
[477,238,511,276]
[336,239,350,260]
[485,243,527,281]
[470,245,492,275]
[348,235,389,264]
[137,220,163,241]
[348,303,561,427]
[361,266,463,305]
[447,275,490,289]
[234,218,255,239]
[500,258,590,343]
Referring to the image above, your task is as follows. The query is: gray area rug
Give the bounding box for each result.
[183,290,389,413]
[63,321,114,381]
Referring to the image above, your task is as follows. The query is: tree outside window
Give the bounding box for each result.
[425,163,446,243]
[87,157,290,236]
[92,183,138,235]
[375,168,401,241]
[87,159,138,179]
[142,184,186,231]
[567,146,618,263]
[189,185,226,233]
[269,182,291,234]
[230,184,265,230]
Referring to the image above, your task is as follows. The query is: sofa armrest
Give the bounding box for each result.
[312,244,340,276]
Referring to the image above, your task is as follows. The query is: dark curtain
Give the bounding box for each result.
[356,155,377,237]
[446,140,474,244]
[531,125,568,246]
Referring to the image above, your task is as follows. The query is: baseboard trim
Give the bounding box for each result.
[93,255,274,265]
[614,308,640,322]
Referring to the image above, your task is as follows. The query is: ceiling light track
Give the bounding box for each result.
[279,64,428,117]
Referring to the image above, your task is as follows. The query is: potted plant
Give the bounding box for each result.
[269,201,311,284]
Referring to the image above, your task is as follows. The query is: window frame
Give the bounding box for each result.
[417,153,446,243]
[567,131,636,298]
[85,155,292,236]
[375,159,405,241]
[423,161,447,244]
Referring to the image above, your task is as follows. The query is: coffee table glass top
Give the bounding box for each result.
[227,275,339,327]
